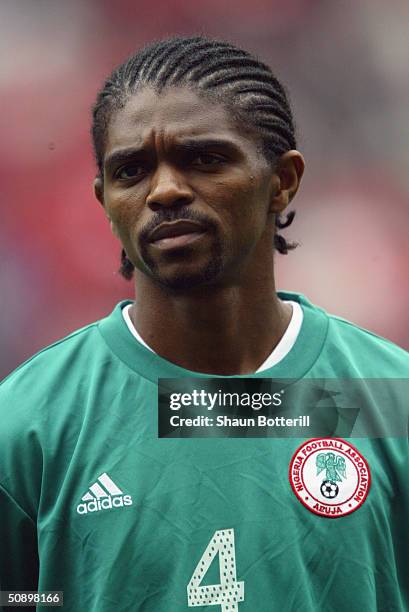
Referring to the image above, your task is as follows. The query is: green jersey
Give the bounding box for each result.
[0,292,408,611]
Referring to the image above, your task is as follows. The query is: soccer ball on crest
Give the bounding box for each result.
[320,480,339,499]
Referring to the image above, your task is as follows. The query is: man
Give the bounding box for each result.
[0,36,408,611]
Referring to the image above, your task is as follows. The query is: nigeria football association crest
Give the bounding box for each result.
[289,438,371,518]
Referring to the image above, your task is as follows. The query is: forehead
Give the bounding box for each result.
[105,86,257,153]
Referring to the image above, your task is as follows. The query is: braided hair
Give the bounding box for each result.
[91,35,299,280]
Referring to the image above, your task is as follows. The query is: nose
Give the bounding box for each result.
[146,163,194,211]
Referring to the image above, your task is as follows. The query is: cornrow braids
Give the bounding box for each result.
[91,35,299,280]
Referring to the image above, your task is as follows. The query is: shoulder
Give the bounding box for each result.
[322,310,409,378]
[329,313,407,362]
[0,318,110,510]
[0,305,131,515]
[0,321,110,457]
[0,300,137,416]
[0,321,102,397]
[280,291,409,377]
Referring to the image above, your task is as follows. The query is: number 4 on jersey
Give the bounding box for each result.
[187,528,245,611]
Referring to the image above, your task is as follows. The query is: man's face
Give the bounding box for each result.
[98,86,277,291]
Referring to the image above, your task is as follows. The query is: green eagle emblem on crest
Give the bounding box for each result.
[316,452,347,482]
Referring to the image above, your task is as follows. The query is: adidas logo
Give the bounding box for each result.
[76,472,133,515]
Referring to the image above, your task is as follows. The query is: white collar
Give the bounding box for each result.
[122,300,303,372]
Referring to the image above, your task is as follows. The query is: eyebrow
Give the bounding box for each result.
[104,138,240,171]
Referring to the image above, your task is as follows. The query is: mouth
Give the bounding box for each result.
[148,221,207,250]
[151,232,205,249]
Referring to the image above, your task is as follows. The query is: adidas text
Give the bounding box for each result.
[77,495,133,515]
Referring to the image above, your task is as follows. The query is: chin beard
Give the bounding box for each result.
[141,238,224,293]
[150,255,224,293]
[140,241,224,293]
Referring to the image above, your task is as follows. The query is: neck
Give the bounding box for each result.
[130,252,291,375]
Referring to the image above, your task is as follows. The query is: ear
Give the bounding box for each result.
[268,150,305,214]
[93,176,120,238]
[93,176,104,207]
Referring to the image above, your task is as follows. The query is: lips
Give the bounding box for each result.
[148,220,206,242]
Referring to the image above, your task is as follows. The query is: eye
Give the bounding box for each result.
[193,153,226,166]
[115,164,146,180]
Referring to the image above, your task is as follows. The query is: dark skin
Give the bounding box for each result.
[94,86,305,375]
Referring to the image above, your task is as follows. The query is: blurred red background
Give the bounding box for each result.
[1,0,408,378]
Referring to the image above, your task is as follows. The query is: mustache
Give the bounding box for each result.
[139,207,216,243]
